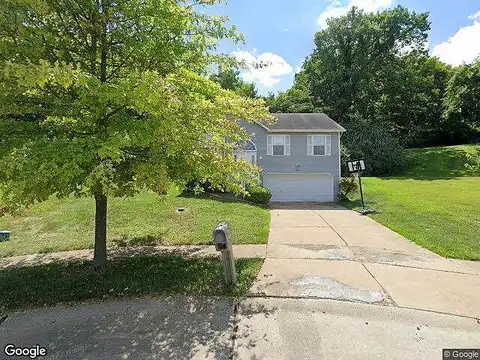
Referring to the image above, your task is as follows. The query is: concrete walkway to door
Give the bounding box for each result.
[249,203,480,319]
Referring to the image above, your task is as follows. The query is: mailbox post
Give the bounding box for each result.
[213,222,236,285]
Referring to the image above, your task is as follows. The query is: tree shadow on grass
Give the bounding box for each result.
[0,255,263,311]
[112,233,167,247]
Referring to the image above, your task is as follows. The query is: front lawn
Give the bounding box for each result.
[0,187,270,258]
[344,145,480,260]
[0,255,264,311]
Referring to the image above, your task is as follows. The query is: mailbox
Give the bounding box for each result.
[213,222,231,252]
[214,237,228,251]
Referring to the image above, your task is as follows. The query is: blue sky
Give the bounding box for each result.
[211,0,480,95]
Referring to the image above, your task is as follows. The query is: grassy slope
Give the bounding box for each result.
[0,188,270,257]
[344,145,480,260]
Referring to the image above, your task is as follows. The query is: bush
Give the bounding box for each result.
[342,117,407,176]
[340,176,358,199]
[245,186,271,205]
[465,148,480,172]
[184,180,226,194]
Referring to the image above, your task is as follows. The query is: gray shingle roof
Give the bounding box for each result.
[264,113,345,132]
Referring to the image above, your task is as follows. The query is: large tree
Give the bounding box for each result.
[0,0,270,271]
[265,71,320,113]
[444,60,480,129]
[376,55,452,146]
[210,66,258,99]
[304,6,430,123]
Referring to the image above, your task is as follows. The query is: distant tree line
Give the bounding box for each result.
[212,6,480,175]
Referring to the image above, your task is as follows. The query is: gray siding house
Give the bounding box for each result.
[237,113,346,202]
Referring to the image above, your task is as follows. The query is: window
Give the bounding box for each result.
[273,144,284,155]
[267,135,290,156]
[244,140,257,151]
[307,135,331,156]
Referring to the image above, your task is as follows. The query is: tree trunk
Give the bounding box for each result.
[94,193,108,273]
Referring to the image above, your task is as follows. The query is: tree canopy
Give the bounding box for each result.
[304,5,430,122]
[267,5,480,149]
[210,66,258,98]
[266,71,319,113]
[444,61,480,128]
[0,0,271,270]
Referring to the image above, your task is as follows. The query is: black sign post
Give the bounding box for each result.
[358,172,365,211]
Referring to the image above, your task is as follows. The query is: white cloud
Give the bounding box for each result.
[432,13,480,66]
[318,0,393,28]
[232,50,293,87]
[468,10,480,20]
[284,28,289,32]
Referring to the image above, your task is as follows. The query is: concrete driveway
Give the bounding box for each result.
[239,204,480,359]
[250,203,480,319]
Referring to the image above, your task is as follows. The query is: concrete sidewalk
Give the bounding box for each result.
[0,244,266,269]
[250,204,480,319]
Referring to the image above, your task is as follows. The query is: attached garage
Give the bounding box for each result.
[263,174,334,202]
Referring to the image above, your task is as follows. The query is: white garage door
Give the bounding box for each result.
[263,174,334,202]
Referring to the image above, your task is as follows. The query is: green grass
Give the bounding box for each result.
[343,145,480,260]
[0,255,264,311]
[0,188,270,258]
[403,145,480,179]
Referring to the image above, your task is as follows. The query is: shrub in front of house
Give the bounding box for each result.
[184,180,226,194]
[245,186,271,205]
[339,176,359,200]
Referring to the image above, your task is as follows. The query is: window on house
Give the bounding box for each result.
[267,135,290,156]
[273,144,284,155]
[308,135,331,156]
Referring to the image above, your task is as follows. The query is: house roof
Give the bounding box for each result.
[261,113,346,133]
